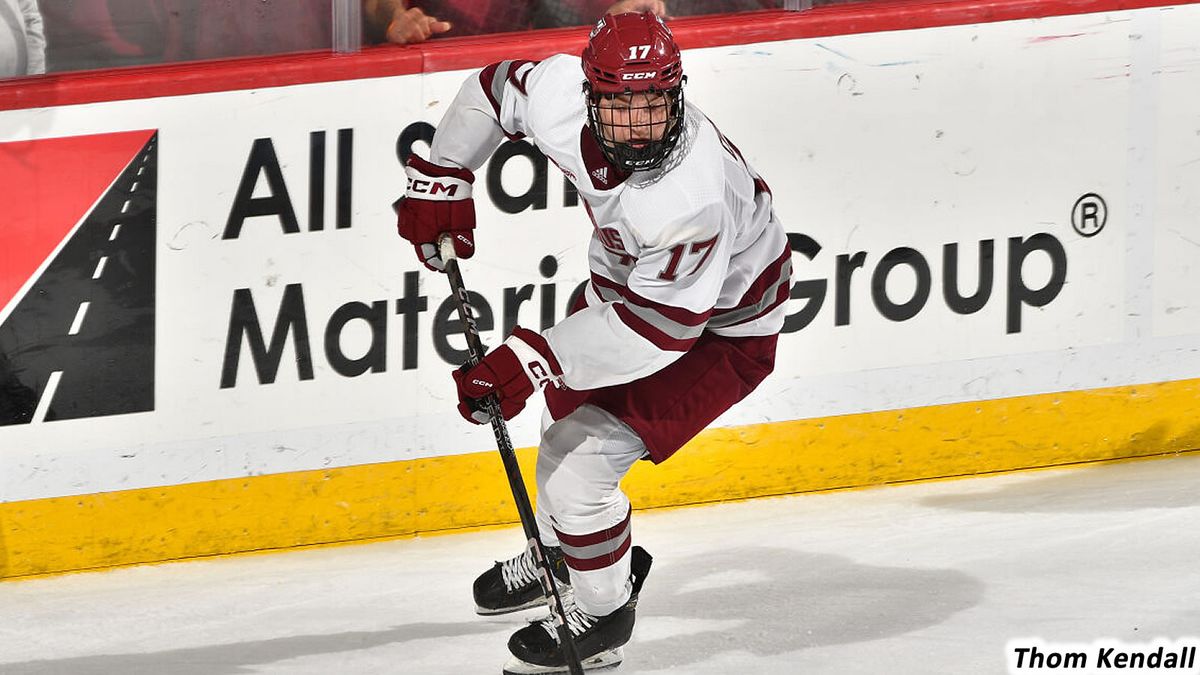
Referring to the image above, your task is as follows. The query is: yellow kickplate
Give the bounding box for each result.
[2,378,1198,579]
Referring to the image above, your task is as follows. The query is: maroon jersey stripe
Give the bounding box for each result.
[506,59,537,95]
[478,61,527,142]
[614,304,698,352]
[732,277,792,326]
[478,61,503,119]
[591,273,713,326]
[713,246,791,318]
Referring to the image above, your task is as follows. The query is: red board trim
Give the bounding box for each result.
[0,0,1192,112]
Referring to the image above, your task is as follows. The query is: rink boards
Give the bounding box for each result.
[1,0,1199,578]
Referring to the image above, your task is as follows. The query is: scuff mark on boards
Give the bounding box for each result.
[1027,33,1091,44]
[814,43,923,67]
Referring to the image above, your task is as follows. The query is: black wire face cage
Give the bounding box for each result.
[585,82,686,172]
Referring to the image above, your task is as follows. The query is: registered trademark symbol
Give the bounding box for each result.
[1072,193,1107,237]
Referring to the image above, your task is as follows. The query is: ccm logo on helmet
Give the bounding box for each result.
[621,71,657,80]
[407,178,459,197]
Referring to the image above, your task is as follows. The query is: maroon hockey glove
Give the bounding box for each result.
[394,155,476,272]
[452,327,564,425]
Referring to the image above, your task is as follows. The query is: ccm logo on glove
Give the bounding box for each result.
[407,178,463,197]
[395,155,476,271]
[453,327,564,425]
[528,362,555,388]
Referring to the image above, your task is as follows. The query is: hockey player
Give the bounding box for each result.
[395,12,791,673]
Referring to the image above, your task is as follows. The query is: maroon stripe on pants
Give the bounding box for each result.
[559,534,633,572]
[555,509,632,548]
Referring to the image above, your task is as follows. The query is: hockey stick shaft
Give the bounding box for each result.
[437,238,586,675]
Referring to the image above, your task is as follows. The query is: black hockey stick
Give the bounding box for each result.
[437,237,586,675]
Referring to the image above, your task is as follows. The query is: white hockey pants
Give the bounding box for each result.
[535,404,645,617]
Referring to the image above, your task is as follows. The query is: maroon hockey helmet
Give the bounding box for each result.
[581,12,687,171]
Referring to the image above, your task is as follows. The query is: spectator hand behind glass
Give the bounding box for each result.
[366,0,452,44]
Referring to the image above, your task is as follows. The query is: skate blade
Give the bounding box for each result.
[501,647,623,674]
[475,597,547,616]
[477,586,573,617]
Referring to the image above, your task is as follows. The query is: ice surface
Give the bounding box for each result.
[2,453,1198,674]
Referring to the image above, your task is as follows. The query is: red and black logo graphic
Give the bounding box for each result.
[0,130,157,425]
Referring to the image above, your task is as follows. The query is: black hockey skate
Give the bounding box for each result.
[475,544,571,615]
[501,546,652,675]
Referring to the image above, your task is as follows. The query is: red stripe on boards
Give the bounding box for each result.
[3,0,1188,111]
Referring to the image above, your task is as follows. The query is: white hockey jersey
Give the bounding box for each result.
[430,54,791,391]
